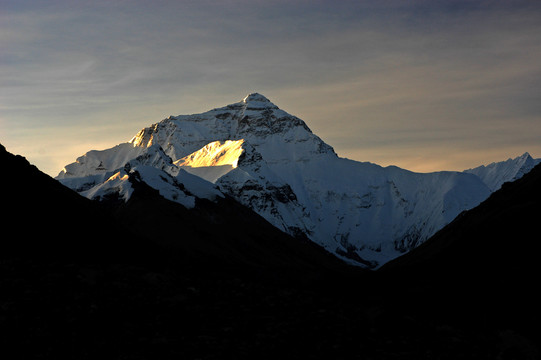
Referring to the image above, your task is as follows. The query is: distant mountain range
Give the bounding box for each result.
[464,152,541,191]
[56,93,539,268]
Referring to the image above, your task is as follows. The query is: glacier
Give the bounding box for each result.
[56,93,535,268]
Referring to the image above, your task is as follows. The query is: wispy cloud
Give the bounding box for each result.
[1,0,540,175]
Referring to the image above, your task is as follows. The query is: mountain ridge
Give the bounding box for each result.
[464,152,541,191]
[55,93,536,268]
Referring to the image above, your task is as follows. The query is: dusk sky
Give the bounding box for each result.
[2,0,540,176]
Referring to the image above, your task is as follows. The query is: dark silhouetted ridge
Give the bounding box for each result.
[380,163,541,350]
[3,143,540,359]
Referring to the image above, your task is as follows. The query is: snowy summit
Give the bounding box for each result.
[242,93,279,109]
[56,93,536,268]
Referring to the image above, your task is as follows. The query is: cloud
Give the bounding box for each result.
[1,0,541,175]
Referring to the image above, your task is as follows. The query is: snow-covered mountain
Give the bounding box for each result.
[463,152,541,191]
[58,93,503,268]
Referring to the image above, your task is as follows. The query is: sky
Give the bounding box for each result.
[1,0,541,177]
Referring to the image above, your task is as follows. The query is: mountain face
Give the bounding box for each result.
[464,152,541,191]
[57,93,498,268]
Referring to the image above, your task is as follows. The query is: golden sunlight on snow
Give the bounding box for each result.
[174,140,245,168]
[107,172,129,182]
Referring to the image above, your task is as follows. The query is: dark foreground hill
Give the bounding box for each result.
[381,162,541,358]
[1,143,539,359]
[381,162,541,275]
[0,143,344,272]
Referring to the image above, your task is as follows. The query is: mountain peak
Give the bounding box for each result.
[243,92,270,103]
[505,152,535,167]
[241,93,278,109]
[464,151,541,191]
